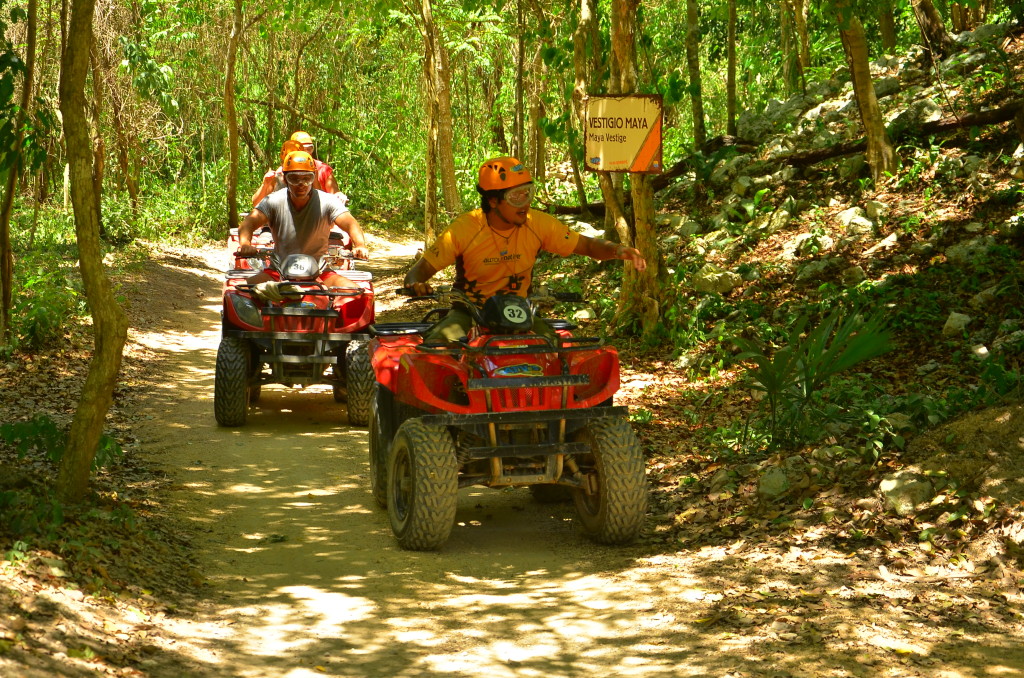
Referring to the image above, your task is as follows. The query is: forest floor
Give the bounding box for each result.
[0,234,1023,677]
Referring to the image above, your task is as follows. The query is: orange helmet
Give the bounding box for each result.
[478,157,531,191]
[290,131,314,145]
[278,139,304,163]
[282,150,316,173]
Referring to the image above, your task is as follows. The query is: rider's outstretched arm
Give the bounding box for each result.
[573,235,647,272]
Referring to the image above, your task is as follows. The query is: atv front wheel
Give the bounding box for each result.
[345,340,373,426]
[368,386,393,508]
[215,336,251,427]
[387,419,458,550]
[570,417,648,544]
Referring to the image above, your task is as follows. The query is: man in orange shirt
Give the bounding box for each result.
[404,156,646,342]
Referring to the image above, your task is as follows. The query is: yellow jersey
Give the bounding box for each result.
[423,208,580,307]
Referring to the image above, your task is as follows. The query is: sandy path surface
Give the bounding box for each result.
[120,241,1024,678]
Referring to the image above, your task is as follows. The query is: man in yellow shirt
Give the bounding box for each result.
[404,156,646,342]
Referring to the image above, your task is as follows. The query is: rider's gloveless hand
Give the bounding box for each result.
[352,246,370,260]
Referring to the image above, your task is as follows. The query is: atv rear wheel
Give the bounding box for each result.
[368,386,393,508]
[215,336,251,427]
[387,419,458,550]
[345,340,373,426]
[570,417,647,544]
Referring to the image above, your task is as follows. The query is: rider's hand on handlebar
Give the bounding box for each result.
[235,244,259,257]
[352,245,370,260]
[409,281,434,297]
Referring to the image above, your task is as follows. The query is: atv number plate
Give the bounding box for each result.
[504,306,527,323]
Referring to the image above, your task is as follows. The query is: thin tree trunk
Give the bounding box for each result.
[529,45,546,182]
[88,47,104,202]
[610,0,660,339]
[879,0,897,52]
[794,0,810,69]
[479,58,508,153]
[912,0,955,60]
[420,0,460,217]
[571,0,596,219]
[224,0,242,233]
[514,0,525,159]
[781,0,801,94]
[0,0,36,341]
[57,0,129,503]
[836,3,896,182]
[685,0,706,148]
[726,0,737,136]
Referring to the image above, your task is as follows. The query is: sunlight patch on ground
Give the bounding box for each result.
[223,586,378,655]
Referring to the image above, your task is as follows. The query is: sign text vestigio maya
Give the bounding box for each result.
[584,95,663,174]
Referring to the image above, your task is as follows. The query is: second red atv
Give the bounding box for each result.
[367,290,648,550]
[215,230,375,427]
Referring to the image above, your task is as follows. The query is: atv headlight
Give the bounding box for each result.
[228,293,264,329]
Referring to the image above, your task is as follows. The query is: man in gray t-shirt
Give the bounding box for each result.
[237,150,368,291]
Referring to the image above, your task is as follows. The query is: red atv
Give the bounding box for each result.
[215,229,375,427]
[367,289,648,550]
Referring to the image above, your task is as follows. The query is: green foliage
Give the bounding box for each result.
[0,414,124,470]
[10,266,86,350]
[733,307,893,449]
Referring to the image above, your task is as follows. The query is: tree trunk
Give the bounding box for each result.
[57,0,129,503]
[224,0,242,233]
[836,3,897,182]
[0,0,36,341]
[726,0,737,136]
[685,0,706,148]
[879,0,898,52]
[529,45,547,182]
[423,99,439,245]
[420,0,460,218]
[780,0,802,94]
[514,0,525,159]
[912,0,955,59]
[794,0,810,69]
[571,0,597,218]
[479,57,508,153]
[610,0,661,340]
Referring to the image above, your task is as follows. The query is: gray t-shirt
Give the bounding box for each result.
[255,189,349,260]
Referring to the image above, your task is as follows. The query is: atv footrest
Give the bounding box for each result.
[463,441,590,459]
[468,374,589,390]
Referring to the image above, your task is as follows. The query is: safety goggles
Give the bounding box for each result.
[285,171,316,186]
[503,183,535,208]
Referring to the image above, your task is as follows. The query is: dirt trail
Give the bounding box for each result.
[123,241,1024,678]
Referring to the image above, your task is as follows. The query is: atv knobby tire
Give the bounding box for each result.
[387,419,458,551]
[368,386,392,508]
[215,336,251,427]
[345,340,373,426]
[570,417,648,544]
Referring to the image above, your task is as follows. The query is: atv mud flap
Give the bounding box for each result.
[416,405,627,489]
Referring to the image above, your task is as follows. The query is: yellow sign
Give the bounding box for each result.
[584,95,663,173]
